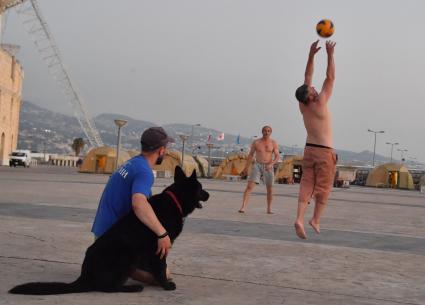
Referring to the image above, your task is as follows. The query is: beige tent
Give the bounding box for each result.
[128,150,141,158]
[214,153,249,179]
[128,149,204,177]
[193,155,209,178]
[366,163,414,190]
[151,150,200,177]
[79,146,131,174]
[275,155,303,183]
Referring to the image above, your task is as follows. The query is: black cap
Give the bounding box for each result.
[141,127,174,151]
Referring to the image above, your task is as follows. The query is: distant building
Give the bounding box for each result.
[0,48,24,165]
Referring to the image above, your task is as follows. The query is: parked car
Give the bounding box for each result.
[9,150,32,167]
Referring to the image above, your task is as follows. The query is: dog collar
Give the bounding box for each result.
[165,190,183,216]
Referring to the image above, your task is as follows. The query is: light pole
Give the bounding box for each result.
[114,119,128,170]
[206,143,215,178]
[397,148,408,163]
[178,134,189,169]
[43,129,52,162]
[190,123,201,149]
[385,142,399,163]
[367,129,385,167]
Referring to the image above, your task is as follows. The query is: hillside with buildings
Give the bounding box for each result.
[17,101,422,167]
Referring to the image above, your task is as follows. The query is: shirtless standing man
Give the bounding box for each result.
[239,126,280,214]
[294,40,337,239]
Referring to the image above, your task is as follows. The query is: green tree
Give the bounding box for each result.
[71,138,85,156]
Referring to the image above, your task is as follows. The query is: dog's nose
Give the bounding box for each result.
[201,190,209,201]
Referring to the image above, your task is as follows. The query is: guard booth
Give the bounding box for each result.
[352,168,370,186]
[334,166,357,188]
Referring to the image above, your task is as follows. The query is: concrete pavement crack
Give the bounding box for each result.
[0,255,78,265]
[171,272,422,305]
[7,231,46,242]
[1,256,421,305]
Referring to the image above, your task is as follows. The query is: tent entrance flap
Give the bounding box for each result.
[96,155,107,173]
[388,171,399,188]
[293,165,302,183]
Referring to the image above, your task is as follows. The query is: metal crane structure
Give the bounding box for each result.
[0,0,103,147]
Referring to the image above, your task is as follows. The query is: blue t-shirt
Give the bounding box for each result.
[91,155,154,237]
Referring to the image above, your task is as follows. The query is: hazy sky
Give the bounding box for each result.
[3,0,425,162]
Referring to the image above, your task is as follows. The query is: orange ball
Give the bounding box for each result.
[316,19,335,38]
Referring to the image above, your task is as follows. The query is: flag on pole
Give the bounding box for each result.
[207,134,212,143]
[217,132,224,141]
[236,134,240,145]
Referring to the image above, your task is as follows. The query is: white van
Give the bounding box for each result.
[9,150,32,167]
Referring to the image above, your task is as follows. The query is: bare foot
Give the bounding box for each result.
[267,211,274,214]
[238,210,245,213]
[309,219,320,234]
[294,222,307,239]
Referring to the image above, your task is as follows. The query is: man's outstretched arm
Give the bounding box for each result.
[320,40,336,102]
[304,40,321,86]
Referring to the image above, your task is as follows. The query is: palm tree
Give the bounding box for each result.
[71,138,85,156]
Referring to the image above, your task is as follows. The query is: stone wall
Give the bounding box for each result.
[0,49,23,165]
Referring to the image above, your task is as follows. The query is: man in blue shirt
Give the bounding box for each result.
[92,126,174,283]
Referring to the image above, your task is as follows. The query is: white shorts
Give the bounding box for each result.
[248,162,274,186]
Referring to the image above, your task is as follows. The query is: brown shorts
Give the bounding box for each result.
[299,145,337,204]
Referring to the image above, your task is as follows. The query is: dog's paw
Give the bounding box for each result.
[162,280,176,291]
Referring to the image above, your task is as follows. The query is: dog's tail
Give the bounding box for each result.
[9,277,89,295]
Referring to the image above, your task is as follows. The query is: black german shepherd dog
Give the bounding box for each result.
[9,166,209,295]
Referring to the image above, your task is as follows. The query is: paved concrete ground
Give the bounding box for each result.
[0,166,424,305]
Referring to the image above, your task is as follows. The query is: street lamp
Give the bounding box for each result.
[397,148,408,163]
[385,142,399,163]
[190,124,201,149]
[114,119,128,170]
[178,134,189,169]
[43,129,52,163]
[367,129,385,167]
[206,143,216,178]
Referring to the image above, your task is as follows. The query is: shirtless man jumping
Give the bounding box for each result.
[239,126,280,214]
[294,40,337,239]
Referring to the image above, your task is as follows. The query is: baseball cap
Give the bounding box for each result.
[141,127,174,151]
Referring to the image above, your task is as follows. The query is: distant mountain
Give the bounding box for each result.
[17,101,253,156]
[18,101,413,166]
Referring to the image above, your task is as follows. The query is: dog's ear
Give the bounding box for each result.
[174,166,186,182]
[190,170,197,179]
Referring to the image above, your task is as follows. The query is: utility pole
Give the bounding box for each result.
[178,134,189,169]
